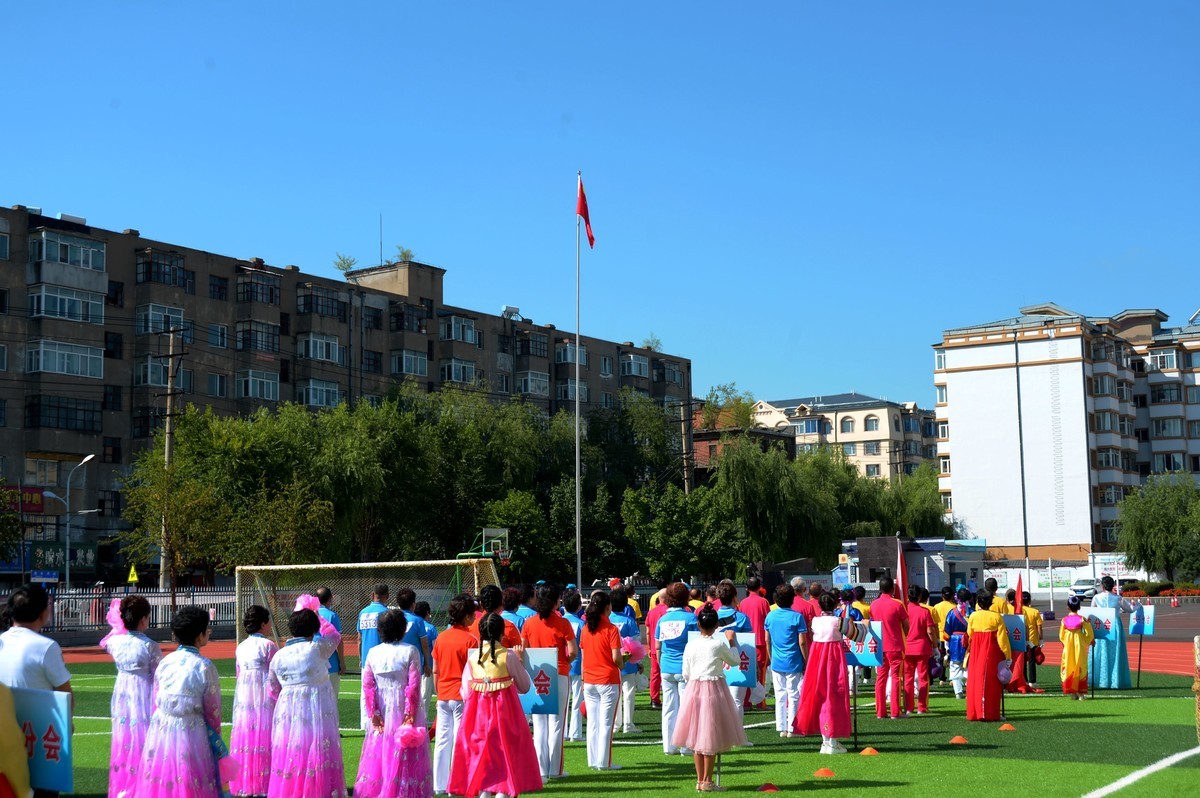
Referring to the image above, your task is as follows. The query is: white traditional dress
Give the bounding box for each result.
[103,630,163,797]
[353,641,432,798]
[231,633,279,796]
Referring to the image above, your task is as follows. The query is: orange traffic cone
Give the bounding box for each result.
[814,768,836,778]
[757,785,780,792]
[949,736,969,745]
[860,747,880,756]
[999,723,1016,731]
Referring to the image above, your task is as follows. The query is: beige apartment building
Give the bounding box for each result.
[0,204,691,585]
[753,393,937,480]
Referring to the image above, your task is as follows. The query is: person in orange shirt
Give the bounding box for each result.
[430,594,479,796]
[471,584,522,650]
[579,591,625,771]
[522,583,579,781]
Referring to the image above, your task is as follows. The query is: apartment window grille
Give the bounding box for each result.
[28,230,105,270]
[209,275,229,300]
[653,360,684,384]
[297,285,348,320]
[132,406,166,438]
[98,490,122,518]
[26,340,103,378]
[236,272,281,305]
[362,350,382,374]
[364,306,383,330]
[517,333,549,358]
[29,285,103,323]
[102,384,122,411]
[24,396,102,432]
[235,321,280,353]
[135,249,191,291]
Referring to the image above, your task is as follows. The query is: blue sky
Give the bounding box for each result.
[8,3,1198,406]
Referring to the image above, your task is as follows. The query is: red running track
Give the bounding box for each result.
[1037,640,1194,677]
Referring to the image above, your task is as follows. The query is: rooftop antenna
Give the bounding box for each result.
[379,213,384,266]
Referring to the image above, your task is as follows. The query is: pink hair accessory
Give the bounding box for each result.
[99,597,126,647]
[294,594,320,613]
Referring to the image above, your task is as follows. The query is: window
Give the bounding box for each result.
[135,249,192,292]
[1188,420,1200,439]
[1135,427,1149,443]
[135,303,184,335]
[104,332,123,360]
[1150,384,1181,404]
[0,232,8,259]
[235,321,280,353]
[297,285,347,320]
[1193,455,1200,473]
[298,333,344,364]
[1153,453,1185,473]
[1148,348,1177,371]
[903,418,921,433]
[209,275,229,300]
[1151,418,1182,438]
[1117,381,1132,401]
[940,456,951,474]
[389,303,430,333]
[362,350,382,374]
[132,406,166,438]
[364,306,383,330]
[98,490,122,518]
[602,391,614,409]
[102,385,122,411]
[0,399,5,426]
[619,353,650,377]
[864,441,881,456]
[1187,386,1200,404]
[600,356,613,377]
[24,396,102,432]
[439,315,477,344]
[0,344,5,371]
[1119,416,1135,436]
[134,355,169,387]
[797,418,819,435]
[26,340,103,378]
[654,360,684,385]
[1092,411,1118,433]
[392,349,428,377]
[1092,375,1116,396]
[840,417,854,434]
[517,371,550,396]
[0,288,7,314]
[495,374,511,394]
[935,385,947,404]
[1189,351,1200,369]
[555,343,589,365]
[866,464,881,477]
[517,332,548,358]
[923,444,939,458]
[1098,486,1125,505]
[935,349,946,370]
[297,379,343,408]
[28,230,106,270]
[362,395,383,408]
[236,272,281,304]
[842,443,857,456]
[1096,448,1122,469]
[236,370,279,401]
[25,458,61,487]
[440,358,476,384]
[865,415,879,432]
[106,280,124,307]
[942,494,953,511]
[208,324,228,349]
[557,379,589,402]
[1100,522,1118,543]
[102,437,122,464]
[207,373,227,398]
[28,285,104,323]
[938,421,950,438]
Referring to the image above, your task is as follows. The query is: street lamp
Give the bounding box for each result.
[43,453,95,589]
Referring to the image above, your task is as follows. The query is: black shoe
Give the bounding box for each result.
[650,701,662,710]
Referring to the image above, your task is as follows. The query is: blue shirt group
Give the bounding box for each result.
[655,607,698,675]
[316,606,342,673]
[357,600,387,666]
[565,612,584,677]
[501,609,526,631]
[763,606,808,674]
[400,609,431,669]
[516,605,537,626]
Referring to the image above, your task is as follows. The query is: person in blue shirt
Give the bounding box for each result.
[654,582,696,755]
[501,587,527,631]
[516,584,538,625]
[413,600,438,710]
[764,583,809,737]
[608,586,642,734]
[394,587,432,722]
[356,583,390,729]
[714,581,753,736]
[315,586,345,723]
[562,590,586,742]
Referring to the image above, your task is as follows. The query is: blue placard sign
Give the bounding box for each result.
[1002,615,1027,652]
[1129,603,1156,636]
[687,632,757,687]
[11,687,73,793]
[518,648,561,715]
[1081,608,1118,641]
[843,621,884,667]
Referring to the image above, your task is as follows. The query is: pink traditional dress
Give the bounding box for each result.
[132,645,223,798]
[671,633,748,755]
[448,645,542,798]
[101,605,163,798]
[793,613,857,740]
[353,641,432,798]
[266,612,345,798]
[230,633,279,796]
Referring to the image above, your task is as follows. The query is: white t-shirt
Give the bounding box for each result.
[0,626,72,690]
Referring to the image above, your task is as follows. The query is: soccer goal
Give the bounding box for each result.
[234,558,499,645]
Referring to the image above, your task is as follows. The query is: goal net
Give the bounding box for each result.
[234,559,499,648]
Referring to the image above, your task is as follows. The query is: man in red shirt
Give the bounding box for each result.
[870,576,909,719]
[739,576,771,710]
[789,577,817,647]
[903,585,937,714]
[807,582,824,614]
[644,587,670,709]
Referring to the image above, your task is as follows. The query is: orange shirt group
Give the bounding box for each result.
[522,612,575,676]
[579,617,621,685]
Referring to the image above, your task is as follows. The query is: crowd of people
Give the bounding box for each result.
[0,572,1138,798]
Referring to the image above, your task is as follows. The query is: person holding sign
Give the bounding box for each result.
[715,582,753,733]
[449,613,541,798]
[764,583,808,737]
[101,595,162,798]
[964,589,1012,722]
[1060,596,1094,698]
[673,604,747,792]
[1089,576,1133,689]
[794,593,862,754]
[521,584,578,781]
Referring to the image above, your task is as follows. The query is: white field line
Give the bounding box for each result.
[1079,745,1200,798]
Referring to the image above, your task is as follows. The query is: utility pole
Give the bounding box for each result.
[158,330,184,607]
[680,400,692,494]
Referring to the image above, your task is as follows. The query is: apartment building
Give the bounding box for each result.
[753,393,937,480]
[934,302,1200,561]
[0,204,691,584]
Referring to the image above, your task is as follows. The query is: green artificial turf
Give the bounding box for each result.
[63,659,1198,797]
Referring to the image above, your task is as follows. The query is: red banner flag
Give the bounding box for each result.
[577,175,594,248]
[895,536,909,605]
[1014,573,1023,613]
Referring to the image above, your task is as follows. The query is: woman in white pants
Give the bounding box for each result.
[764,583,809,735]
[521,583,579,780]
[430,594,477,795]
[607,587,642,734]
[562,590,586,741]
[655,582,697,754]
[579,590,625,770]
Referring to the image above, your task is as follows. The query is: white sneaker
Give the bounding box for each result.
[623,725,643,734]
[679,747,693,756]
[819,742,832,754]
[829,741,848,754]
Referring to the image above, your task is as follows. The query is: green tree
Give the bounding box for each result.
[884,464,954,537]
[701,383,757,430]
[334,253,358,273]
[641,333,663,352]
[480,489,561,582]
[621,483,739,581]
[0,479,22,562]
[1117,474,1200,581]
[395,245,414,262]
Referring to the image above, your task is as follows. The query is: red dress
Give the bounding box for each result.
[965,611,1011,722]
[793,615,853,739]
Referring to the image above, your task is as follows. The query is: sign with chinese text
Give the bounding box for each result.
[11,687,73,793]
[516,648,559,715]
[1081,608,1118,642]
[843,621,884,667]
[29,542,97,573]
[1001,615,1027,652]
[1129,603,1156,636]
[688,632,757,688]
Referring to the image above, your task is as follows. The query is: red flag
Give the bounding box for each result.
[1014,574,1023,613]
[895,536,909,605]
[577,174,594,248]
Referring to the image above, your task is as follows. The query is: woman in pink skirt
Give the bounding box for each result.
[354,608,433,798]
[267,596,345,798]
[101,595,162,798]
[230,605,277,797]
[794,593,863,754]
[449,612,542,798]
[672,604,746,792]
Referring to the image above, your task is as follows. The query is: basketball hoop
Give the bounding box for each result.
[497,549,513,568]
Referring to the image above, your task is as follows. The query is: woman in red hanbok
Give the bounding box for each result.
[793,593,864,754]
[964,589,1012,721]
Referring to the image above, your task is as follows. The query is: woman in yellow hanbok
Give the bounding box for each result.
[1059,596,1095,698]
[0,679,33,798]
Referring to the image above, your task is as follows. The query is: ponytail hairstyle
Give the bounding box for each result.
[121,595,152,631]
[908,584,922,604]
[447,594,472,628]
[716,581,738,607]
[955,587,971,607]
[585,590,610,633]
[696,602,719,632]
[2,583,51,630]
[562,589,583,615]
[536,583,561,620]
[975,589,993,612]
[243,604,271,635]
[818,593,837,613]
[477,612,504,665]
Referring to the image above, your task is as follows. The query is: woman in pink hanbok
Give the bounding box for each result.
[793,593,864,754]
[266,596,345,798]
[230,605,277,797]
[101,595,163,798]
[133,606,227,798]
[354,608,433,798]
[448,612,542,798]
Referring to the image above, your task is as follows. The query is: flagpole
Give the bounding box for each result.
[575,172,583,593]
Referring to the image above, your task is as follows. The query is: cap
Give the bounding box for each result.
[565,583,577,590]
[534,580,546,586]
[841,583,854,592]
[608,577,622,589]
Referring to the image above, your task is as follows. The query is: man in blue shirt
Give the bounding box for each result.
[414,600,438,708]
[608,586,642,734]
[562,589,586,742]
[395,588,432,679]
[515,583,538,625]
[316,586,345,723]
[654,582,697,754]
[764,583,810,736]
[357,583,389,729]
[501,586,527,631]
